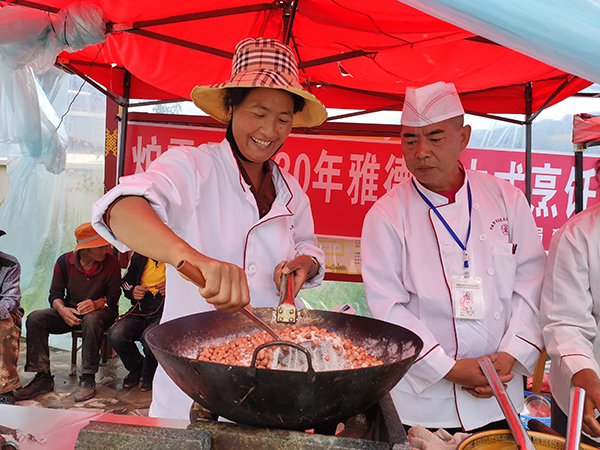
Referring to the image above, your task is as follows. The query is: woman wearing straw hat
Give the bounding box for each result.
[91,37,327,421]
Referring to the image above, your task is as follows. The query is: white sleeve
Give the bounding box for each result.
[361,203,455,393]
[92,146,201,252]
[541,222,600,383]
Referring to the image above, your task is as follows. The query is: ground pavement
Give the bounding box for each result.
[14,337,152,416]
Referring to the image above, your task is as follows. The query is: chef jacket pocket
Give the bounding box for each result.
[491,242,517,301]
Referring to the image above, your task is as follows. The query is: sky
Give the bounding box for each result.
[139,85,600,132]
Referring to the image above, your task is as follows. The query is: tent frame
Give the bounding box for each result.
[5,0,591,210]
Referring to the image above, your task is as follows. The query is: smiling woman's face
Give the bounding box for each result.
[231,88,295,165]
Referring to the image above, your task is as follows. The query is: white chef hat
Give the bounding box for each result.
[401,81,464,127]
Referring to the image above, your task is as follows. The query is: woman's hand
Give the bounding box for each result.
[179,254,250,313]
[273,255,316,297]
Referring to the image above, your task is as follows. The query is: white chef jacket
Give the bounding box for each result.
[361,169,546,431]
[541,201,600,427]
[92,138,324,422]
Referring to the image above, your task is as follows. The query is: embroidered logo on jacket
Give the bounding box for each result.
[489,217,509,235]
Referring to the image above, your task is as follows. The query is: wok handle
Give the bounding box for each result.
[253,341,315,375]
[176,260,280,340]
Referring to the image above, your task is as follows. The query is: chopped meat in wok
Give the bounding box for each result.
[197,324,384,371]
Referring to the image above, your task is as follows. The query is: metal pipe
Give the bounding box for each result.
[525,82,533,204]
[575,149,584,213]
[116,70,131,181]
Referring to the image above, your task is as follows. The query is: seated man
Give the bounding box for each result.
[0,231,24,405]
[109,252,165,392]
[14,223,121,403]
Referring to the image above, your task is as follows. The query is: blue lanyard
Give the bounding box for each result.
[412,178,472,276]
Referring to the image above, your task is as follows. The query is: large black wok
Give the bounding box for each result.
[146,307,423,430]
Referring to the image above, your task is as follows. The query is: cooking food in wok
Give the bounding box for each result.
[146,307,423,430]
[197,325,384,371]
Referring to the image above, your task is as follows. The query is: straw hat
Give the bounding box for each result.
[74,223,110,252]
[401,81,464,127]
[190,38,327,128]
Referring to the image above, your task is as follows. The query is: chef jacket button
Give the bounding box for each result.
[479,234,486,241]
[473,203,480,210]
[494,312,500,320]
[248,265,257,274]
[488,268,494,276]
[456,319,464,325]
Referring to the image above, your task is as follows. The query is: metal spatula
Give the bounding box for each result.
[566,386,585,450]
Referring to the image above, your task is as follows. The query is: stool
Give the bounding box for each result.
[70,330,112,376]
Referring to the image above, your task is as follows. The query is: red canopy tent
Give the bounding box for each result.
[0,0,593,205]
[1,0,588,115]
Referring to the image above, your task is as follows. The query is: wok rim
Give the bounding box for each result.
[146,308,423,429]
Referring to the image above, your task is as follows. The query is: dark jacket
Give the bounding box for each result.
[0,252,23,319]
[49,251,121,312]
[122,253,164,318]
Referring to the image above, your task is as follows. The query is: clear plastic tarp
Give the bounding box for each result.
[0,2,108,348]
[399,0,600,85]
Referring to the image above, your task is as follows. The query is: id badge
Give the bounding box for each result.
[450,275,484,320]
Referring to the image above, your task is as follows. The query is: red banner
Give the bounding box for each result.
[123,122,600,250]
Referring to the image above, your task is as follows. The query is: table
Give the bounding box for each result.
[0,405,188,450]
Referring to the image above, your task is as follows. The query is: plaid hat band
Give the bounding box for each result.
[190,37,327,128]
[212,69,295,89]
[232,44,298,79]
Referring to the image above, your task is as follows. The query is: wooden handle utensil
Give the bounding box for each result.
[176,260,280,340]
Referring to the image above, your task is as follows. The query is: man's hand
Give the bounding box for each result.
[132,285,148,300]
[76,299,97,316]
[444,353,514,398]
[58,306,82,327]
[467,352,516,398]
[572,369,600,437]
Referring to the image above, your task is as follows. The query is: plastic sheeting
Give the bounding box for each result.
[0,2,109,332]
[0,70,107,348]
[0,2,107,165]
[399,0,600,86]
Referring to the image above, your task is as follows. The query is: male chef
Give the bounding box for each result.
[361,81,546,432]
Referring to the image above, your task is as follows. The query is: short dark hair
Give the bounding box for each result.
[223,87,305,115]
[449,115,464,129]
